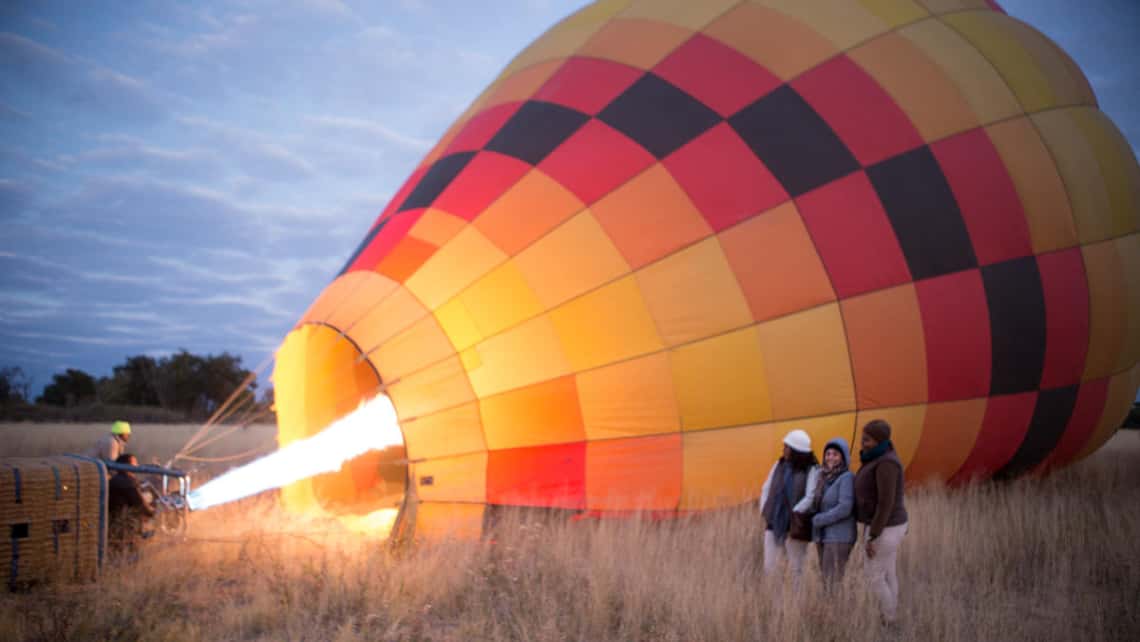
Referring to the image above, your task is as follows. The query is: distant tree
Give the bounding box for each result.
[200,352,256,415]
[37,368,97,407]
[98,355,160,406]
[152,349,255,420]
[31,352,257,420]
[0,366,32,404]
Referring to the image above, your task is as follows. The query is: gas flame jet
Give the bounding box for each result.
[187,394,403,512]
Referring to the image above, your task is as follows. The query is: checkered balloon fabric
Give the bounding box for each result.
[274,0,1140,532]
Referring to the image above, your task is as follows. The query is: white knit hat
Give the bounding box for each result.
[783,429,812,454]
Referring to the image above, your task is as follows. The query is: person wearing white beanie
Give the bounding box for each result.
[759,429,820,581]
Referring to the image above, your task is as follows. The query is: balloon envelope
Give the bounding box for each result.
[273,0,1140,538]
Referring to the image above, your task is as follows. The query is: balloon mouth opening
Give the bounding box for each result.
[273,323,410,538]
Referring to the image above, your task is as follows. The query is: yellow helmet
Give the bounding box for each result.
[111,420,131,436]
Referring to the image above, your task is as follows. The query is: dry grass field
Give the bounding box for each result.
[0,422,277,478]
[1,424,1138,642]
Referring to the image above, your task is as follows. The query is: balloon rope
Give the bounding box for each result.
[180,406,276,456]
[176,353,273,459]
[176,440,276,463]
[177,390,255,457]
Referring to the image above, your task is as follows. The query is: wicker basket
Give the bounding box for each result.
[0,455,107,588]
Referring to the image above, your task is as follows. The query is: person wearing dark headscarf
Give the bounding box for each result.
[855,419,909,623]
[759,429,819,579]
[811,437,856,583]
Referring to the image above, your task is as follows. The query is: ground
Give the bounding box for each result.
[1,424,1138,641]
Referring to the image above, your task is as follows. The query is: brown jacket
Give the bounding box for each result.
[854,448,907,539]
[89,432,125,463]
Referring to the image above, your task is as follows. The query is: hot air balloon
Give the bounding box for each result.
[272,0,1140,539]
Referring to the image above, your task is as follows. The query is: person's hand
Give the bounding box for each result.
[866,539,877,560]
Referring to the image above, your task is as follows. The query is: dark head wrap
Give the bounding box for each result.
[862,419,891,444]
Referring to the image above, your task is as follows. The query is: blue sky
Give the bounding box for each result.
[1,0,1138,396]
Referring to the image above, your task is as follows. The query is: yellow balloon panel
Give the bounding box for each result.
[998,15,1095,106]
[1116,234,1140,372]
[761,0,890,50]
[479,376,585,450]
[324,272,399,332]
[756,304,856,420]
[906,398,988,484]
[717,202,836,323]
[549,276,664,372]
[385,355,474,420]
[586,433,681,511]
[1081,241,1127,381]
[577,352,681,440]
[618,0,738,30]
[412,453,488,504]
[401,401,485,461]
[482,60,561,110]
[702,4,837,80]
[298,270,372,326]
[1071,109,1140,238]
[917,0,991,12]
[467,315,572,398]
[942,12,1068,113]
[900,19,1022,126]
[1033,109,1120,245]
[457,261,544,338]
[514,211,630,310]
[669,327,772,431]
[1075,371,1137,461]
[848,31,978,142]
[498,0,627,77]
[984,117,1078,253]
[433,298,483,353]
[409,208,467,247]
[349,286,431,355]
[636,237,753,348]
[577,18,691,69]
[367,316,452,384]
[857,0,928,27]
[841,284,928,409]
[591,164,711,269]
[404,226,506,310]
[473,169,584,257]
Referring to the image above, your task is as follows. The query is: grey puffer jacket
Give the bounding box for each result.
[811,437,856,544]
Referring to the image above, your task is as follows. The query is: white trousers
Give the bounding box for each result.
[763,530,809,578]
[864,523,907,622]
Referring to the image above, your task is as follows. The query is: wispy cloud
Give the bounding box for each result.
[307,115,431,151]
[75,140,222,179]
[0,101,29,121]
[4,330,146,347]
[298,0,359,21]
[0,32,167,122]
[158,293,293,320]
[176,115,317,181]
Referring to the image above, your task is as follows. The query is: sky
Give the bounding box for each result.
[1,0,1138,397]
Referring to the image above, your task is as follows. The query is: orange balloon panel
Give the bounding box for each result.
[273,0,1140,536]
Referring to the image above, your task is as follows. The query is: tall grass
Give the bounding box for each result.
[0,422,276,478]
[1,429,1138,641]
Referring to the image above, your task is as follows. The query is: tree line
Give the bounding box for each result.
[0,351,273,423]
